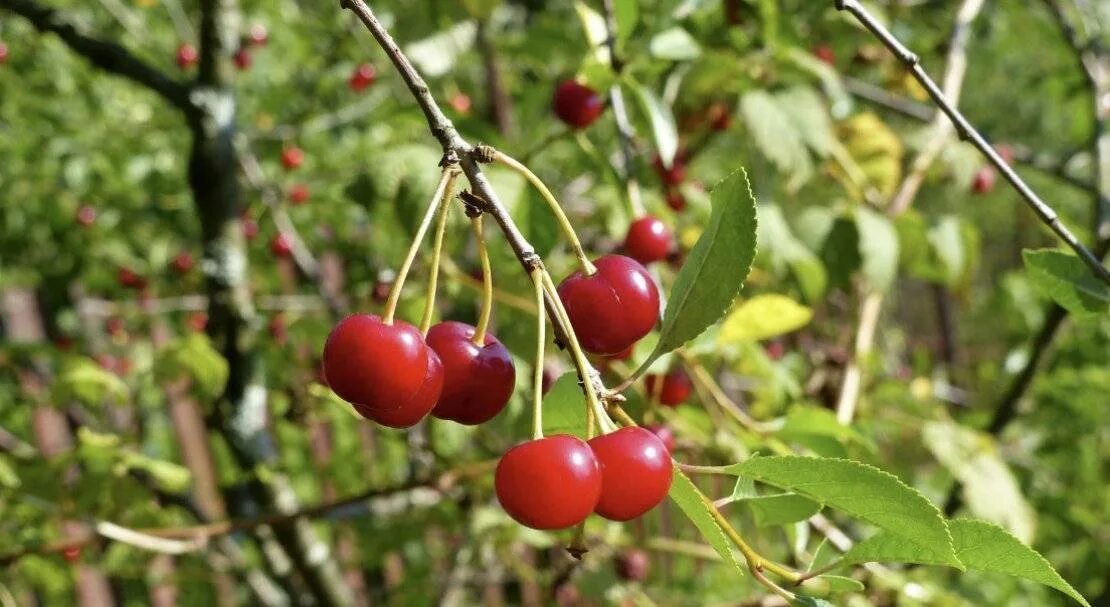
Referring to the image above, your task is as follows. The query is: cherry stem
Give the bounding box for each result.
[384,167,460,325]
[539,270,616,435]
[470,215,494,345]
[493,151,597,277]
[530,268,546,440]
[419,191,453,335]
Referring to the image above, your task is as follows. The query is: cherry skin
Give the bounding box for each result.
[0,42,8,65]
[665,189,686,212]
[241,218,259,240]
[624,215,674,265]
[645,370,692,406]
[552,80,604,129]
[289,183,310,205]
[176,43,198,70]
[271,233,293,258]
[117,267,147,290]
[645,424,676,452]
[814,45,836,66]
[557,254,660,355]
[653,153,686,187]
[187,312,208,333]
[281,147,305,170]
[495,435,602,530]
[707,101,732,131]
[366,348,443,429]
[972,166,995,194]
[76,205,97,227]
[589,426,673,521]
[349,63,377,92]
[172,251,194,274]
[322,314,440,416]
[426,321,515,425]
[234,48,252,70]
[615,548,650,581]
[541,366,557,395]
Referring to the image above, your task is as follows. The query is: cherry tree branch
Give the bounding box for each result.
[0,0,193,112]
[835,0,1110,284]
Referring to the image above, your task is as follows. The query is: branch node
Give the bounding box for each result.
[521,252,544,273]
[439,150,460,168]
[459,190,486,218]
[472,144,497,164]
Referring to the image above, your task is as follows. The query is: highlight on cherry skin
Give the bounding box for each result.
[624,215,674,265]
[552,79,604,129]
[557,254,660,355]
[588,426,674,521]
[494,435,602,530]
[426,321,516,426]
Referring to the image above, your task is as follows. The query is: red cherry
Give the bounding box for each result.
[268,314,287,344]
[372,280,392,303]
[62,546,81,564]
[176,43,198,70]
[76,205,97,227]
[624,215,674,265]
[365,348,443,429]
[645,424,676,452]
[814,45,836,66]
[557,255,660,355]
[349,63,377,92]
[665,189,687,211]
[426,321,515,425]
[289,183,310,205]
[589,427,673,521]
[552,80,604,129]
[972,166,996,194]
[707,102,732,131]
[234,48,252,70]
[653,153,686,186]
[541,367,557,395]
[449,92,472,115]
[242,218,259,240]
[281,147,305,170]
[117,268,147,290]
[96,354,118,372]
[172,251,194,274]
[187,312,208,332]
[606,346,633,362]
[645,370,692,406]
[247,24,268,46]
[322,315,441,419]
[765,340,785,360]
[996,144,1014,164]
[0,42,8,65]
[271,233,294,258]
[495,435,602,530]
[615,548,650,581]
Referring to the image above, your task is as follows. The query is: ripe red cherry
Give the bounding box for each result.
[247,24,268,46]
[589,427,673,521]
[495,435,602,530]
[653,153,686,186]
[541,367,557,395]
[624,215,674,265]
[372,280,392,303]
[349,63,377,92]
[187,312,208,332]
[281,147,305,170]
[172,251,194,274]
[972,166,995,194]
[645,424,676,452]
[62,546,82,564]
[557,255,660,355]
[426,321,515,425]
[707,101,732,131]
[615,548,650,581]
[645,370,692,406]
[289,183,310,205]
[241,218,259,240]
[765,340,785,360]
[552,80,604,129]
[117,267,147,290]
[814,45,836,66]
[0,42,8,65]
[176,43,198,70]
[76,205,97,227]
[665,189,686,212]
[322,315,442,420]
[449,92,472,115]
[234,48,252,70]
[271,233,294,258]
[368,348,443,429]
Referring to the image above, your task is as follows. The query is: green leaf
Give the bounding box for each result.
[746,493,822,527]
[817,575,865,593]
[793,596,835,607]
[1023,249,1109,316]
[778,406,867,447]
[649,27,701,60]
[53,358,129,407]
[668,469,746,577]
[120,453,192,494]
[718,294,813,343]
[949,519,1090,607]
[741,91,813,185]
[541,373,587,438]
[155,334,229,401]
[727,456,960,566]
[928,215,966,287]
[632,169,756,377]
[630,82,679,168]
[613,0,639,43]
[842,530,961,568]
[758,204,827,302]
[854,207,899,292]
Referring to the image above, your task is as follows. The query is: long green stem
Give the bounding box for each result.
[384,168,459,325]
[419,189,453,334]
[494,151,597,276]
[701,492,800,583]
[539,271,615,435]
[470,215,494,345]
[530,268,546,440]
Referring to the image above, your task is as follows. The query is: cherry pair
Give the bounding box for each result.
[322,316,514,428]
[494,427,673,530]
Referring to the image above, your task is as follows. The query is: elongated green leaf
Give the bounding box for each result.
[741,91,812,183]
[727,456,960,566]
[613,0,638,43]
[1023,249,1109,316]
[855,207,899,292]
[746,493,821,527]
[541,373,587,438]
[668,469,746,576]
[631,82,679,168]
[841,530,960,568]
[778,405,867,447]
[649,27,701,60]
[635,169,757,376]
[793,596,835,607]
[718,294,813,343]
[949,519,1090,607]
[53,359,129,407]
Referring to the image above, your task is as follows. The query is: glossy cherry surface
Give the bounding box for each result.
[645,370,692,406]
[172,251,194,274]
[426,321,515,425]
[645,424,676,452]
[117,267,147,290]
[624,215,674,265]
[552,80,604,129]
[589,427,672,521]
[176,44,198,70]
[557,255,659,355]
[349,63,377,92]
[289,183,310,205]
[495,435,601,530]
[322,314,438,415]
[665,189,686,212]
[653,153,686,186]
[365,348,444,429]
[271,233,293,258]
[233,48,251,70]
[972,166,995,194]
[247,24,268,46]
